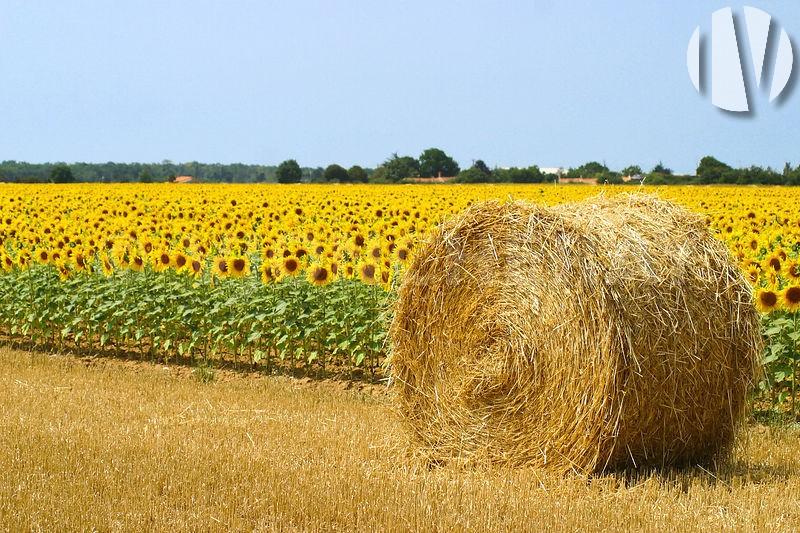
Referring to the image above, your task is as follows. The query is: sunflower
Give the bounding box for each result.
[783,286,800,312]
[1,254,13,271]
[56,261,71,281]
[395,245,412,265]
[368,242,384,261]
[260,262,278,284]
[100,255,114,276]
[745,266,760,286]
[786,261,800,282]
[755,288,780,313]
[763,254,782,273]
[34,249,50,265]
[212,257,229,278]
[307,264,331,287]
[130,254,145,273]
[282,255,301,277]
[262,246,276,261]
[173,252,189,272]
[358,261,377,284]
[351,232,367,249]
[380,268,392,290]
[229,256,251,278]
[185,258,201,278]
[72,252,89,273]
[153,250,172,272]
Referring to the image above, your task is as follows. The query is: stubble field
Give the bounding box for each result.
[2,346,800,531]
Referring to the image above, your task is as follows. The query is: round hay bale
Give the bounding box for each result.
[389,193,762,473]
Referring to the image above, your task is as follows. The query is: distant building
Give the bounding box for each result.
[174,175,194,183]
[558,177,598,185]
[540,167,567,176]
[622,174,646,183]
[404,174,454,184]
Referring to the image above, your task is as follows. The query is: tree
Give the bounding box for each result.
[595,170,624,185]
[418,148,460,178]
[323,164,349,183]
[308,167,324,183]
[371,154,419,183]
[473,159,492,176]
[696,156,732,184]
[347,165,368,183]
[50,163,75,183]
[495,166,544,183]
[621,165,642,176]
[651,161,673,175]
[276,159,302,183]
[566,161,608,179]
[139,168,154,183]
[456,167,491,183]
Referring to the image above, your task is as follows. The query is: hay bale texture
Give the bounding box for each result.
[389,194,761,473]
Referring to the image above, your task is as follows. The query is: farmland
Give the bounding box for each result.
[2,346,800,530]
[0,183,798,406]
[0,184,798,395]
[1,183,800,529]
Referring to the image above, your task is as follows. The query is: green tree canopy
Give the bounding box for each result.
[696,156,732,184]
[347,165,368,183]
[276,159,303,184]
[418,148,460,178]
[50,163,75,183]
[323,164,349,183]
[371,154,419,183]
[621,165,642,176]
[566,161,608,179]
[651,161,673,175]
[495,166,544,183]
[139,168,154,183]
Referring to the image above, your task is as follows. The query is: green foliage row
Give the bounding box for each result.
[758,312,800,419]
[0,264,389,378]
[1,262,798,412]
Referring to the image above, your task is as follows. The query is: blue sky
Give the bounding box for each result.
[1,1,798,174]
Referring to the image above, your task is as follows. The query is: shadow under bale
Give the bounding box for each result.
[389,194,762,474]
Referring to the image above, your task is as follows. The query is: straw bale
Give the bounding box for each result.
[389,194,761,473]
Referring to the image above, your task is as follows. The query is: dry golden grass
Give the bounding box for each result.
[2,346,800,531]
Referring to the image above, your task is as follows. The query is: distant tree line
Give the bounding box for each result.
[2,153,800,185]
[0,160,280,184]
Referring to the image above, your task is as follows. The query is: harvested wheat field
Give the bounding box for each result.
[1,347,800,531]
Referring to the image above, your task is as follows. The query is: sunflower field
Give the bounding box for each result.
[0,183,799,410]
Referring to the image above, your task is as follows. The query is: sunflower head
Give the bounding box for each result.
[307,264,331,287]
[229,256,250,278]
[190,259,203,277]
[261,262,278,284]
[755,288,779,314]
[153,251,172,272]
[786,261,800,281]
[212,257,229,278]
[173,252,188,271]
[783,286,800,312]
[358,262,377,284]
[130,254,145,273]
[282,255,301,277]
